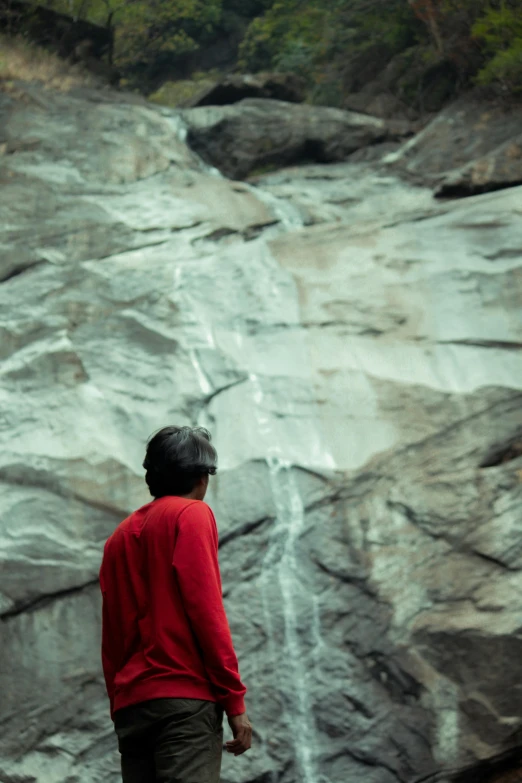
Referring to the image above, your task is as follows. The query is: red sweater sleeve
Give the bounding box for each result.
[172,502,247,716]
[100,560,119,718]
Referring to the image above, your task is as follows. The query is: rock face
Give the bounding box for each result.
[182,98,401,178]
[435,134,522,198]
[385,97,522,187]
[0,84,522,783]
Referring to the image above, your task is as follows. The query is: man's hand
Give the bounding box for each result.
[225,712,252,756]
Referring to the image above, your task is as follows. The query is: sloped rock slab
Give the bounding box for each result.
[436,134,522,197]
[386,97,522,186]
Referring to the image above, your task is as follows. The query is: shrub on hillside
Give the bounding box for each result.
[238,0,329,78]
[239,0,522,105]
[473,4,522,92]
[40,0,223,66]
[238,0,423,103]
[0,34,95,89]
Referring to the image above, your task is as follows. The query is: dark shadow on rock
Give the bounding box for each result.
[186,72,307,108]
[413,743,522,783]
[480,432,522,468]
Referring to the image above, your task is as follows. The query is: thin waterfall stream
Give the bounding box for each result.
[171,175,336,780]
[264,456,321,783]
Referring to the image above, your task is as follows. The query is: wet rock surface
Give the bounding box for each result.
[0,85,521,783]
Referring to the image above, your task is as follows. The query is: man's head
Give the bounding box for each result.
[143,425,217,500]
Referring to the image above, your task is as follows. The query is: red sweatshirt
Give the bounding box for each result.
[99,495,246,718]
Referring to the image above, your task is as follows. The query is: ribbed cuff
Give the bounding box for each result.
[222,694,246,717]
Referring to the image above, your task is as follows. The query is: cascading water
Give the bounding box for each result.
[244,361,332,783]
[172,182,335,781]
[246,182,306,232]
[262,456,320,783]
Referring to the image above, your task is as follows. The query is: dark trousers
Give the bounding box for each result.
[114,698,224,783]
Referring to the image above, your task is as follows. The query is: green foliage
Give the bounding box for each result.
[115,0,222,64]
[224,0,275,15]
[238,1,331,77]
[248,0,421,60]
[43,0,120,28]
[36,0,522,100]
[335,1,422,54]
[148,70,220,106]
[472,1,522,47]
[239,0,423,101]
[240,0,522,103]
[43,0,223,64]
[476,44,522,92]
[472,3,522,91]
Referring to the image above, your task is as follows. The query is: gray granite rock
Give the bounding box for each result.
[0,84,521,783]
[383,96,522,189]
[436,134,522,198]
[181,98,403,179]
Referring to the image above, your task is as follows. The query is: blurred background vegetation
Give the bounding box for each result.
[1,0,521,107]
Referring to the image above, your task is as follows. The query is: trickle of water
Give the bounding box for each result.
[264,456,318,783]
[247,182,305,232]
[170,174,334,780]
[157,109,189,143]
[189,350,212,396]
[172,263,216,402]
[312,594,325,667]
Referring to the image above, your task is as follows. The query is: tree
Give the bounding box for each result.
[42,0,223,65]
[408,0,444,53]
[473,1,522,92]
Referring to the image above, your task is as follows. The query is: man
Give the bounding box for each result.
[100,425,252,783]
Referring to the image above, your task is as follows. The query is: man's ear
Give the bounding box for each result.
[199,473,210,497]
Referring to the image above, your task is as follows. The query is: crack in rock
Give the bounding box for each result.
[0,578,100,621]
[0,260,48,284]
